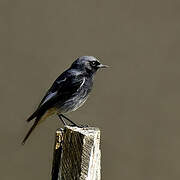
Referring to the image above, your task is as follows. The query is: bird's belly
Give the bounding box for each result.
[56,81,93,114]
[39,107,57,123]
[71,96,89,112]
[58,95,89,114]
[55,84,90,114]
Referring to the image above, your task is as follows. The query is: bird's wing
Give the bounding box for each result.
[38,76,67,107]
[23,71,85,144]
[26,71,84,122]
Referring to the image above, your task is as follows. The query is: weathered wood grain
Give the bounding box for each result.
[51,126,101,180]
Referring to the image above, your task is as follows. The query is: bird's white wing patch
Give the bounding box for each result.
[57,77,66,84]
[80,77,86,88]
[40,77,67,106]
[41,91,57,106]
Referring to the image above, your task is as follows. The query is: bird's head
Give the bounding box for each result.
[70,56,109,75]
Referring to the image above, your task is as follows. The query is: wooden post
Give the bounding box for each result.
[51,126,101,180]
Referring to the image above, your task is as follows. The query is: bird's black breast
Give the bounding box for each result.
[82,76,93,94]
[55,75,94,113]
[38,67,95,114]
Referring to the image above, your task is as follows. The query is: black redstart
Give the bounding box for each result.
[22,56,108,144]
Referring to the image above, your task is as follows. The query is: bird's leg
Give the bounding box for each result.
[58,114,67,126]
[60,114,78,126]
[61,114,89,128]
[59,114,88,127]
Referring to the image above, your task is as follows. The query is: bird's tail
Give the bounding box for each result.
[22,108,57,145]
[21,115,42,145]
[26,109,39,122]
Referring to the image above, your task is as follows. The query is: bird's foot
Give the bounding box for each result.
[76,124,89,128]
[58,114,78,127]
[58,114,89,128]
[63,123,89,128]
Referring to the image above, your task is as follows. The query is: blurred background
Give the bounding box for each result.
[1,0,180,179]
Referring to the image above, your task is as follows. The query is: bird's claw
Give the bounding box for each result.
[76,124,89,128]
[66,124,89,128]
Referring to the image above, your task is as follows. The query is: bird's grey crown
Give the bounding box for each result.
[70,56,101,75]
[71,56,99,67]
[77,56,99,62]
[78,56,99,62]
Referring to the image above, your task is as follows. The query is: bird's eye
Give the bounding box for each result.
[91,61,97,66]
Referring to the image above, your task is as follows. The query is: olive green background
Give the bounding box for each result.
[1,0,180,179]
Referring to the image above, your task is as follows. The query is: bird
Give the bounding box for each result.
[22,56,108,145]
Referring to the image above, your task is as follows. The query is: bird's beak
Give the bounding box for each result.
[97,64,109,68]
